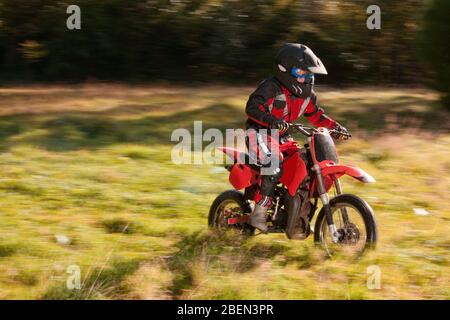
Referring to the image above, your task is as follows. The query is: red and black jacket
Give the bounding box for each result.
[245,77,337,131]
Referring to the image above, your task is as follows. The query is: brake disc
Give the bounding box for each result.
[337,223,360,245]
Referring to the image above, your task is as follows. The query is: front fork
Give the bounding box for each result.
[313,164,346,243]
[333,177,350,225]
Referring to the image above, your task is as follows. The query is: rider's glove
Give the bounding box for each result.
[331,123,351,140]
[272,119,289,134]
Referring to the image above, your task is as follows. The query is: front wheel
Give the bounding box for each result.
[314,194,377,257]
[208,190,255,235]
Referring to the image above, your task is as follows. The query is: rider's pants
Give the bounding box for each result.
[245,130,282,203]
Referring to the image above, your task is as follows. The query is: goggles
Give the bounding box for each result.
[290,68,314,80]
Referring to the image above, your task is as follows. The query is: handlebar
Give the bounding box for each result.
[288,123,352,139]
[288,123,314,137]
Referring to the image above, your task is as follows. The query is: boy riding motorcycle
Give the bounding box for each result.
[245,43,350,232]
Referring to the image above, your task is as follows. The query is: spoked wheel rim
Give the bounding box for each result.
[214,199,250,232]
[319,203,368,257]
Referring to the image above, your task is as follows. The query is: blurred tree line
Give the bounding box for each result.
[0,0,448,106]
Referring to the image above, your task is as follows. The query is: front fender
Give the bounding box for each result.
[321,164,376,183]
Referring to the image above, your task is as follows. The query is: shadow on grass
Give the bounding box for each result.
[328,95,449,132]
[339,109,449,133]
[0,97,447,152]
[165,230,290,299]
[0,243,18,257]
[41,258,140,300]
[0,103,242,152]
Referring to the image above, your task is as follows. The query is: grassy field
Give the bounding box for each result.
[0,84,448,299]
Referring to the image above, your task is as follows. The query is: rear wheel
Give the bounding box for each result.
[314,194,377,257]
[208,190,255,235]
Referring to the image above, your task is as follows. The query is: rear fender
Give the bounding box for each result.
[218,147,249,190]
[218,147,243,163]
[229,164,257,190]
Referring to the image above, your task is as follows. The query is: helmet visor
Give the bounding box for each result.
[291,68,314,83]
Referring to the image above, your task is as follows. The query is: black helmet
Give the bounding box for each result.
[274,43,327,97]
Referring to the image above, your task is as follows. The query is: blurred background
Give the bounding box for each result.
[0,0,448,299]
[0,0,449,103]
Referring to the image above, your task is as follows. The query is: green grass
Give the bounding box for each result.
[0,84,448,299]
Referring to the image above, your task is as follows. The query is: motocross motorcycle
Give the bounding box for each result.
[208,124,377,256]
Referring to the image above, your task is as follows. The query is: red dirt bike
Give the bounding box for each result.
[208,124,377,256]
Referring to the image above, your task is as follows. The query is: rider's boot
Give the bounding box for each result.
[250,196,270,233]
